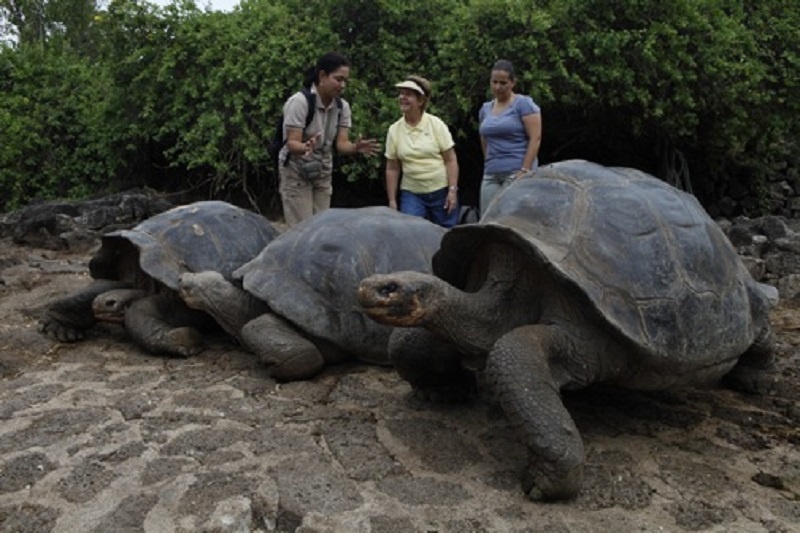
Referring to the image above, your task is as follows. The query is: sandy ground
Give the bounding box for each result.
[1,236,799,532]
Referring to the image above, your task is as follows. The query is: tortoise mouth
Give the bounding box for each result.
[92,289,148,324]
[360,300,425,327]
[176,278,200,309]
[357,278,426,327]
[93,312,126,324]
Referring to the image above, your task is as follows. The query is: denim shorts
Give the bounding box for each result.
[400,187,459,228]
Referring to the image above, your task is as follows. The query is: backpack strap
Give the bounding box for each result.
[300,86,317,129]
[283,88,315,166]
[284,89,342,166]
[299,87,341,126]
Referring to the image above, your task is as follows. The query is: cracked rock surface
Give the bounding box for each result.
[1,237,799,532]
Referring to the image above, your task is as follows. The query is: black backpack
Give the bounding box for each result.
[269,87,342,167]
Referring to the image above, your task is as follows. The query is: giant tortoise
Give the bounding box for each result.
[178,207,448,380]
[39,201,280,356]
[357,160,777,501]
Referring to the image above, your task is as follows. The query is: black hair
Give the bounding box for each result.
[492,59,516,80]
[304,51,351,88]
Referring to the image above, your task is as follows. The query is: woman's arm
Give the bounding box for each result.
[478,104,488,159]
[442,147,459,214]
[286,128,319,157]
[385,158,401,210]
[336,128,380,156]
[519,112,542,173]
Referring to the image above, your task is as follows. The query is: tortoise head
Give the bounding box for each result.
[178,270,227,312]
[357,271,442,327]
[92,288,148,323]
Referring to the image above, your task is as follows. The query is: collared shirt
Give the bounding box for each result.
[385,112,455,194]
[279,85,352,169]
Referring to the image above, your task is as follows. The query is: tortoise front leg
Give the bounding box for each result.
[723,327,778,395]
[485,324,585,501]
[389,328,476,402]
[124,294,208,357]
[39,279,133,342]
[241,313,325,381]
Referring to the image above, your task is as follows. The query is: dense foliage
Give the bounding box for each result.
[1,0,798,214]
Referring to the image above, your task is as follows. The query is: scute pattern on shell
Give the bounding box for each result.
[90,201,281,290]
[434,160,759,365]
[235,207,446,363]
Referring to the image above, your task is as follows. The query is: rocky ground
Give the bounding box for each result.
[1,229,799,532]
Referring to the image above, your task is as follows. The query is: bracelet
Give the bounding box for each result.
[448,185,458,191]
[520,167,530,172]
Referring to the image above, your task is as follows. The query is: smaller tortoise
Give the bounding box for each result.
[357,160,777,501]
[39,201,280,356]
[178,207,448,380]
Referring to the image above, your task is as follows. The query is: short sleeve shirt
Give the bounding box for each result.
[279,86,352,168]
[385,113,455,194]
[478,95,540,174]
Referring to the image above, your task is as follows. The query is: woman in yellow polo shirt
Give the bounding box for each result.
[384,75,460,228]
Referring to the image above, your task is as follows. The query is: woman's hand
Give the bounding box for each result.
[441,148,459,214]
[354,135,381,156]
[444,187,458,214]
[302,133,321,156]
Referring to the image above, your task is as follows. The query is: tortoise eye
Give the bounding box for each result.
[379,282,399,296]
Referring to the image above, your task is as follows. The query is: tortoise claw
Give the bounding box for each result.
[165,327,204,357]
[38,316,86,343]
[520,458,583,502]
[722,366,780,395]
[522,472,546,502]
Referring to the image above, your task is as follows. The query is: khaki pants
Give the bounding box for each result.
[279,166,333,226]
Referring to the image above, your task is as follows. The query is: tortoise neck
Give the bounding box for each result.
[426,281,503,355]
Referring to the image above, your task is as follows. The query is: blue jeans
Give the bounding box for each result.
[400,188,459,228]
[480,172,517,214]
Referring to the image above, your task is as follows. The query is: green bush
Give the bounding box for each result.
[0,0,797,214]
[0,45,116,211]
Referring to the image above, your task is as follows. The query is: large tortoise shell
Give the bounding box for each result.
[434,160,762,361]
[90,201,280,290]
[235,207,445,363]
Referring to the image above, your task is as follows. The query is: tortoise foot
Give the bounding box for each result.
[262,349,324,381]
[242,313,325,381]
[723,366,780,395]
[38,315,86,343]
[165,327,204,357]
[522,471,546,502]
[521,460,583,502]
